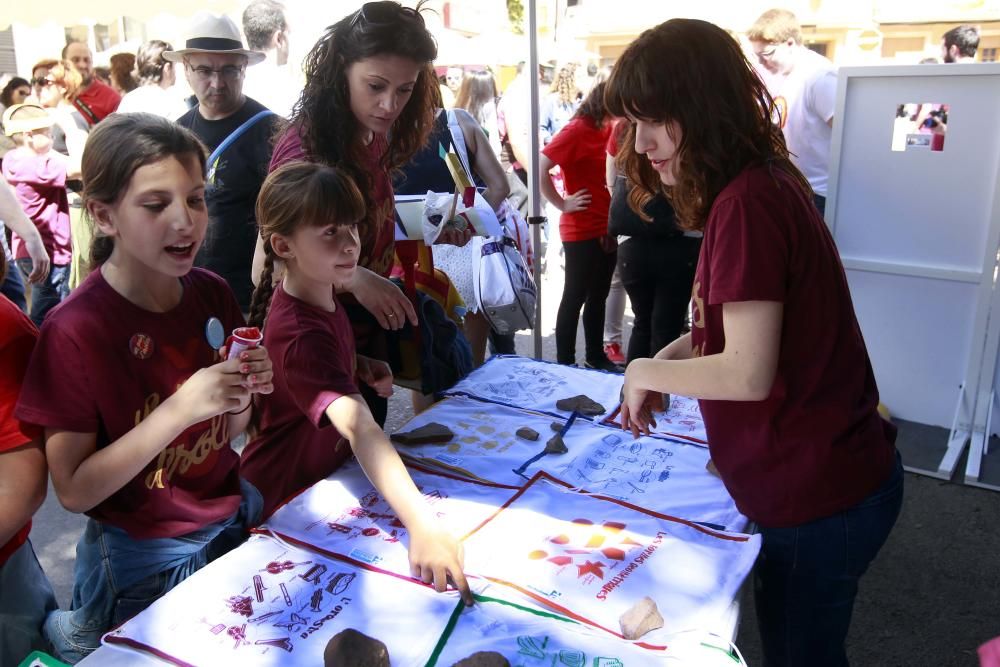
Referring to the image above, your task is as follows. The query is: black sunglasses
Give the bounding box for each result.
[349,1,423,30]
[31,77,50,87]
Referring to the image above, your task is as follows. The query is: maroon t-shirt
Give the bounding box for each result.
[15,268,245,538]
[0,296,42,566]
[240,284,358,518]
[690,165,895,528]
[74,79,121,124]
[541,116,612,242]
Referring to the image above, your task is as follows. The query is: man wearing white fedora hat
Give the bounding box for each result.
[167,12,279,313]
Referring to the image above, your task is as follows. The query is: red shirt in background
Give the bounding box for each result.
[2,148,72,266]
[241,284,358,518]
[691,165,895,528]
[16,269,245,539]
[74,79,121,125]
[0,295,42,566]
[541,115,613,242]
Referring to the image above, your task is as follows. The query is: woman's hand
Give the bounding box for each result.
[620,363,661,439]
[435,224,474,247]
[357,355,394,398]
[562,188,592,213]
[348,268,418,331]
[408,522,474,606]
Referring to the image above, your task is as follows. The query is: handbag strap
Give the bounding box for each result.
[207,109,275,180]
[445,109,473,178]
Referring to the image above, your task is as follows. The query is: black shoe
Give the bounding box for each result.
[583,356,622,373]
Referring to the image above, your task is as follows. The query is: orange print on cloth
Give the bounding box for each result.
[138,392,230,490]
[461,471,760,648]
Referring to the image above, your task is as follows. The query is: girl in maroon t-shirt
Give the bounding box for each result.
[15,114,275,662]
[605,20,901,667]
[245,161,472,605]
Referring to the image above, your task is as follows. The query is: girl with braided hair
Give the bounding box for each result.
[242,161,472,604]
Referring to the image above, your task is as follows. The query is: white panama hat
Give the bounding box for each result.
[162,12,265,65]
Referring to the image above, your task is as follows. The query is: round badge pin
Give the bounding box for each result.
[129,333,154,360]
[205,317,225,350]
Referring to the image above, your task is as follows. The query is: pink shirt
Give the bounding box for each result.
[2,148,72,266]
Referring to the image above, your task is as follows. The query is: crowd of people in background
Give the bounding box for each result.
[0,1,986,664]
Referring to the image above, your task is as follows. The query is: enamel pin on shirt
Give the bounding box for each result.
[205,317,225,350]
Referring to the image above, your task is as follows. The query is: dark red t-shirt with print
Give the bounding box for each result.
[16,268,245,539]
[0,296,42,565]
[241,284,358,518]
[690,165,895,528]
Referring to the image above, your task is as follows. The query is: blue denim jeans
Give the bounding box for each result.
[0,539,58,665]
[754,451,903,667]
[16,260,70,327]
[1,258,28,312]
[44,479,262,663]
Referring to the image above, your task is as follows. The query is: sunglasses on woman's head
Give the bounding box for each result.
[349,1,423,30]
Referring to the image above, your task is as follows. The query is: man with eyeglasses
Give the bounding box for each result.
[166,13,279,313]
[748,8,836,216]
[62,41,121,125]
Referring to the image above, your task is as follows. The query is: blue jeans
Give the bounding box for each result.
[0,539,58,665]
[1,258,28,312]
[16,259,70,327]
[45,479,262,663]
[754,451,903,667]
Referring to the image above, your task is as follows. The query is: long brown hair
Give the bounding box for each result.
[288,1,437,252]
[82,113,208,270]
[248,161,367,329]
[604,18,810,231]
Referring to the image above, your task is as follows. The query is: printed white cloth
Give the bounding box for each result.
[604,394,709,446]
[261,460,518,578]
[103,536,460,666]
[559,422,745,532]
[462,473,761,646]
[428,594,671,666]
[394,397,743,531]
[393,396,573,485]
[443,355,624,423]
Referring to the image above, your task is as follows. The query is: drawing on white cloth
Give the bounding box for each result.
[104,537,460,666]
[444,356,623,422]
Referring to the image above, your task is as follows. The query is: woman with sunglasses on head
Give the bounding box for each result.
[258,0,469,425]
[607,20,901,667]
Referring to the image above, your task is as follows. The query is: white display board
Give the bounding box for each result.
[826,63,1000,481]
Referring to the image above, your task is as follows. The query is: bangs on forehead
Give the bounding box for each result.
[605,43,679,124]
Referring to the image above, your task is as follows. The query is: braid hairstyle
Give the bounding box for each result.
[247,161,367,331]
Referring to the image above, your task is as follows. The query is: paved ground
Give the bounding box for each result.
[31,246,999,665]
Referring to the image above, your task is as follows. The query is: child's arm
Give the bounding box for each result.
[325,394,473,605]
[622,301,783,437]
[356,355,393,399]
[0,439,47,547]
[0,181,50,284]
[46,353,273,513]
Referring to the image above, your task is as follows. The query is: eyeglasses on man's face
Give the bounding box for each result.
[185,61,245,82]
[349,1,423,30]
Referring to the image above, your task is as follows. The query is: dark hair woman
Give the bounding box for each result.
[256,1,466,424]
[606,19,902,666]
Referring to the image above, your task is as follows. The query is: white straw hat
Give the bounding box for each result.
[162,12,265,65]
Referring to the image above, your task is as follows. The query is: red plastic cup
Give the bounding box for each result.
[226,327,262,360]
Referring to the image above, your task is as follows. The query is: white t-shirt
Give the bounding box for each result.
[242,59,301,119]
[116,85,189,121]
[770,48,837,196]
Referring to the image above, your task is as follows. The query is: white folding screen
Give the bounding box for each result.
[826,63,1000,484]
